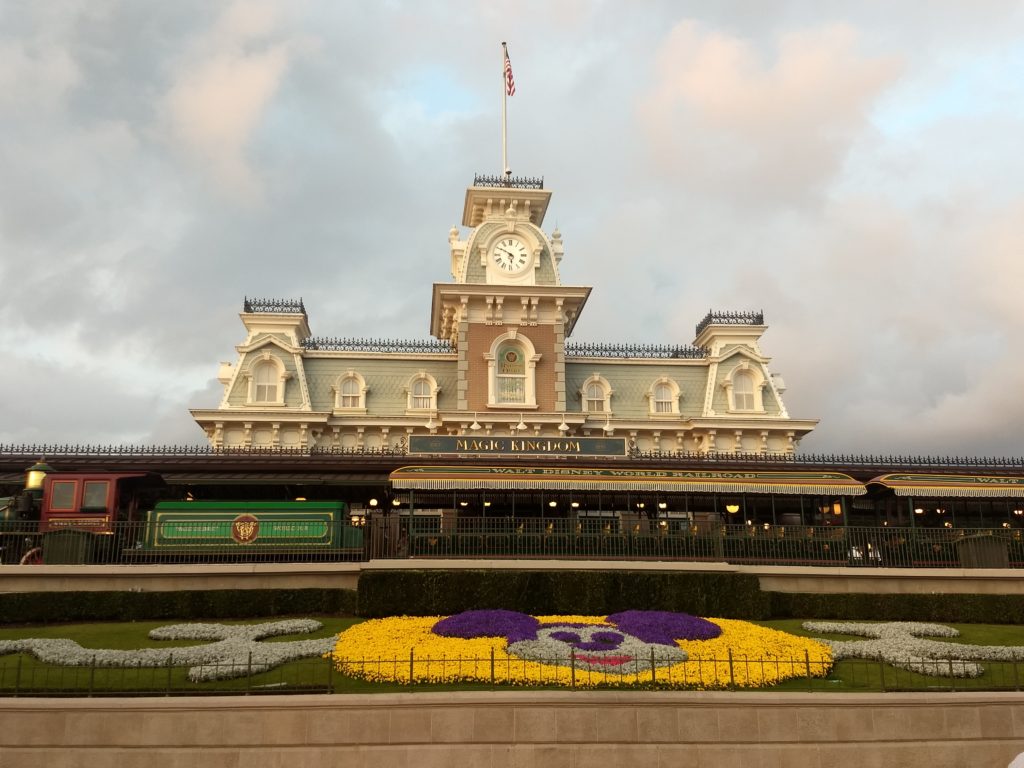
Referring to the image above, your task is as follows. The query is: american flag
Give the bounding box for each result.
[504,48,516,96]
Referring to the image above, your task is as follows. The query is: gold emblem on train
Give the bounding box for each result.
[231,514,260,544]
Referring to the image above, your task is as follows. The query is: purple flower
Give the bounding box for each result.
[433,609,540,643]
[606,611,721,643]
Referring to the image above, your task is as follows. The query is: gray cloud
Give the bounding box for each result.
[1,1,1022,457]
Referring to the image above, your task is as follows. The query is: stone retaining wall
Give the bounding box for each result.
[2,691,1023,767]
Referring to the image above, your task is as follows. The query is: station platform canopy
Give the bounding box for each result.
[870,473,1024,498]
[389,466,866,496]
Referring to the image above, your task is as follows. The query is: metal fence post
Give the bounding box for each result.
[246,651,252,694]
[409,648,415,684]
[166,653,173,696]
[328,654,334,693]
[804,650,812,692]
[570,650,576,690]
[728,649,735,690]
[14,655,22,697]
[490,648,496,688]
[1014,660,1020,692]
[88,655,96,697]
[878,659,886,692]
[650,649,657,686]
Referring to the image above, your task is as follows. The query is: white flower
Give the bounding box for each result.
[801,621,1024,678]
[0,620,336,682]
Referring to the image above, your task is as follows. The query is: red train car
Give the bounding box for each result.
[1,470,163,563]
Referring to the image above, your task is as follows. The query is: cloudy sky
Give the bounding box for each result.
[1,1,1022,456]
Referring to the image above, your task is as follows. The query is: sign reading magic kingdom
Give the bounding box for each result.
[408,435,628,457]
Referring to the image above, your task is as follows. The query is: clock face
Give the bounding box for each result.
[492,237,531,273]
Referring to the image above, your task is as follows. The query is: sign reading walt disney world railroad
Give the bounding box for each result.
[408,435,628,457]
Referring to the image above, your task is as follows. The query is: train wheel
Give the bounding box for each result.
[19,547,43,565]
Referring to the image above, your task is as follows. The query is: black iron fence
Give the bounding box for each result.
[1,653,1022,696]
[397,520,1022,569]
[2,520,1022,568]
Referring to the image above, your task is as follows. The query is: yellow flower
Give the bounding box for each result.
[329,615,832,689]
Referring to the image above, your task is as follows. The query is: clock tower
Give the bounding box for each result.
[432,174,591,428]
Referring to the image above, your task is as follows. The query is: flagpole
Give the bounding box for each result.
[501,41,509,178]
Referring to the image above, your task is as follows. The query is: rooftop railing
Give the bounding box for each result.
[242,297,306,315]
[301,337,455,353]
[1,445,1022,470]
[472,173,544,189]
[694,310,765,336]
[566,342,706,359]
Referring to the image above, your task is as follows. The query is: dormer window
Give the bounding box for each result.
[245,354,289,406]
[341,378,360,407]
[254,362,277,403]
[723,361,766,413]
[647,377,680,417]
[406,373,440,412]
[580,374,613,414]
[653,383,673,413]
[734,371,755,411]
[333,371,368,412]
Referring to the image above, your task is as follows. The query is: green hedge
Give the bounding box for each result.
[357,570,771,618]
[0,588,357,625]
[358,569,1024,624]
[3,571,1023,625]
[771,592,1024,624]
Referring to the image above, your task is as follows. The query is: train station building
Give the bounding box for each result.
[190,175,817,456]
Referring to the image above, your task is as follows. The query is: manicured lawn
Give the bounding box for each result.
[2,616,1024,695]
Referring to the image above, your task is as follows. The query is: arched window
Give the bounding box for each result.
[406,373,440,412]
[734,371,755,411]
[412,379,431,408]
[723,361,766,413]
[253,362,277,403]
[485,330,540,408]
[333,372,368,412]
[245,354,289,406]
[496,343,526,404]
[647,378,680,416]
[653,383,674,413]
[341,378,360,407]
[579,374,613,414]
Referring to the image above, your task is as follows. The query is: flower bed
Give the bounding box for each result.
[329,610,832,688]
[0,620,334,682]
[803,620,1024,678]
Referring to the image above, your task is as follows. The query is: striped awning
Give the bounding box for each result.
[870,473,1024,498]
[389,466,866,496]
